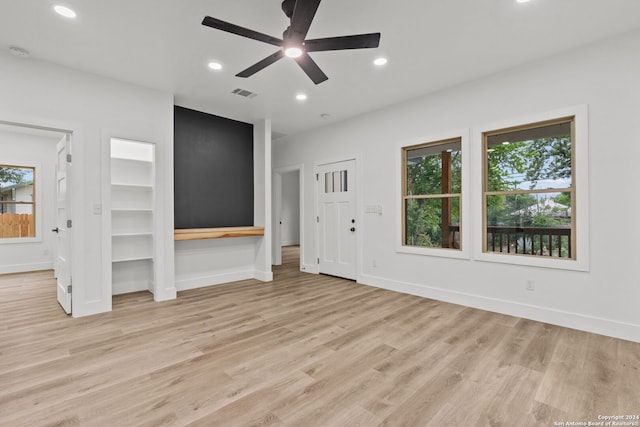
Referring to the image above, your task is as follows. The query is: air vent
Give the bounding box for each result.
[231,88,257,99]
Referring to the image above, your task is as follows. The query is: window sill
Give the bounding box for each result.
[474,251,589,272]
[396,244,470,260]
[0,237,42,244]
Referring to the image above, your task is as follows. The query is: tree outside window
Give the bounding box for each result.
[402,138,462,250]
[483,118,574,259]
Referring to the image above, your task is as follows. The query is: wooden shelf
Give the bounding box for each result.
[174,226,265,241]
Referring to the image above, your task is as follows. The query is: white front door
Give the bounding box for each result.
[317,159,356,280]
[55,134,72,314]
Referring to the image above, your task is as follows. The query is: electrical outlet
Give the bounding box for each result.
[93,204,102,215]
[526,280,535,291]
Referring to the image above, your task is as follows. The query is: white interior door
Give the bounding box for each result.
[317,159,356,280]
[273,172,282,265]
[55,134,72,314]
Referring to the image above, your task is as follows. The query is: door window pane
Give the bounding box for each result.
[325,170,348,193]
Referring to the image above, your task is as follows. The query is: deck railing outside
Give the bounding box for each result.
[486,225,571,258]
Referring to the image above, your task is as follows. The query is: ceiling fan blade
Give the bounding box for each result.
[236,50,285,78]
[305,33,381,52]
[289,0,322,42]
[202,16,282,47]
[294,52,328,84]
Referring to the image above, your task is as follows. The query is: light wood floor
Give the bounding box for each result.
[1,247,639,426]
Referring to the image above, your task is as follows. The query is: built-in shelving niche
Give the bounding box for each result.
[110,138,155,296]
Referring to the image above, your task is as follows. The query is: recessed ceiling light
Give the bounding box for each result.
[373,57,388,66]
[54,5,77,18]
[516,0,532,3]
[296,93,307,101]
[208,62,222,71]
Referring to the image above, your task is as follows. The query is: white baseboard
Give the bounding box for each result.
[254,270,273,282]
[0,261,53,275]
[301,263,319,274]
[176,270,255,292]
[358,273,640,344]
[112,281,149,296]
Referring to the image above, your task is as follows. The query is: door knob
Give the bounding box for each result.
[51,227,59,233]
[350,227,356,232]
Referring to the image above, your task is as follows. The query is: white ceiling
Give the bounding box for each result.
[1,0,640,136]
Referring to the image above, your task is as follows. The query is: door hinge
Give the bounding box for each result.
[317,258,320,264]
[317,216,319,223]
[67,219,72,228]
[67,284,72,293]
[66,154,72,163]
[316,173,319,181]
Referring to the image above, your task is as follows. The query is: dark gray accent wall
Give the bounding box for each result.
[174,106,254,229]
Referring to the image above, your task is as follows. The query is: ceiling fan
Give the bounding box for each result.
[202,0,381,85]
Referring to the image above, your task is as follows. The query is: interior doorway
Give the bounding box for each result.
[273,165,304,273]
[0,120,73,314]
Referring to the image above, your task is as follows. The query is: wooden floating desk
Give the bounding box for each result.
[174,226,265,241]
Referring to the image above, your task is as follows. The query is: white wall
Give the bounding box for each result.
[273,29,640,343]
[280,171,300,246]
[0,51,175,316]
[175,238,258,291]
[0,130,57,273]
[253,120,273,282]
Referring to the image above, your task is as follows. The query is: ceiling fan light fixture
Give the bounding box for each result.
[284,46,303,58]
[201,0,382,84]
